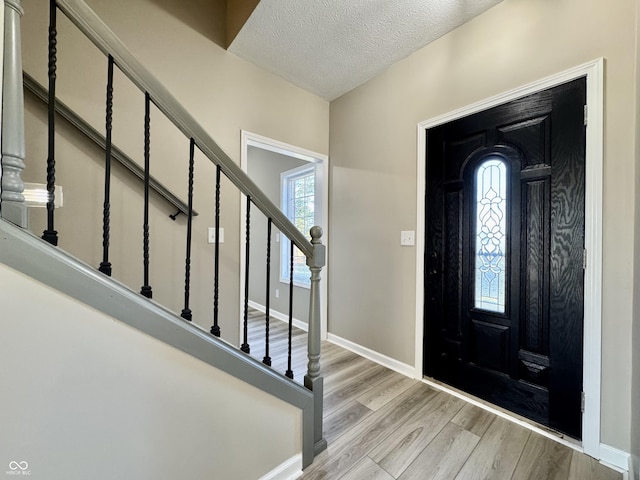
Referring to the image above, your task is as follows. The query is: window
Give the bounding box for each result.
[281,164,315,287]
[474,157,507,313]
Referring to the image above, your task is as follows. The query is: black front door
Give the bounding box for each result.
[424,78,586,438]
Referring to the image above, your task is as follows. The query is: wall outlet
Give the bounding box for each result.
[275,289,280,298]
[400,230,415,246]
[208,227,224,244]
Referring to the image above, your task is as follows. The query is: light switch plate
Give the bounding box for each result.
[400,230,415,246]
[208,227,224,244]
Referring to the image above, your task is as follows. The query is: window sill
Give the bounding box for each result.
[279,279,311,290]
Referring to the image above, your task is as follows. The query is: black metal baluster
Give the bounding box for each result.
[285,240,294,379]
[240,197,251,353]
[42,0,58,246]
[210,165,221,337]
[263,218,272,366]
[99,55,115,276]
[181,139,196,321]
[140,93,153,299]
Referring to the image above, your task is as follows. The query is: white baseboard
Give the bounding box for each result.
[248,301,308,332]
[327,333,417,378]
[258,454,302,480]
[600,443,631,474]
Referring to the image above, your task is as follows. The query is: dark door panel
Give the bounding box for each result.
[424,77,586,438]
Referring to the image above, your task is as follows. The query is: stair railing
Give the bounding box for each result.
[0,0,326,465]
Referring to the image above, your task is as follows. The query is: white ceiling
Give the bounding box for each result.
[228,0,504,101]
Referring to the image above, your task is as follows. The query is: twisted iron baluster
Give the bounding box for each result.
[42,0,58,246]
[99,55,115,276]
[240,197,251,353]
[181,139,196,321]
[140,93,152,299]
[210,165,221,337]
[263,218,272,366]
[285,240,294,379]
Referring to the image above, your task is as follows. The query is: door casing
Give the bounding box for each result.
[414,58,604,458]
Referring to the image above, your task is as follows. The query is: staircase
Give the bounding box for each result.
[0,0,326,477]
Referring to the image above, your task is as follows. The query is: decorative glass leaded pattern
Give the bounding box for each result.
[474,157,507,313]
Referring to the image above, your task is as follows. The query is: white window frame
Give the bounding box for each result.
[280,163,315,288]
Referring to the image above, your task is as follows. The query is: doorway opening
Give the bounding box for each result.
[240,131,328,340]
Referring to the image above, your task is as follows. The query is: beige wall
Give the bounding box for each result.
[329,0,637,452]
[0,264,300,479]
[19,0,329,343]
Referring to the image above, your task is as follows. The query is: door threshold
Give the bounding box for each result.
[421,375,583,453]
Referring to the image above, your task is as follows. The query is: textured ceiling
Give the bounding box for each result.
[228,0,504,101]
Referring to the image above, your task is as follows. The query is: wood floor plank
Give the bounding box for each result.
[511,434,573,480]
[370,391,466,477]
[324,357,379,393]
[323,358,398,416]
[323,400,374,444]
[340,456,395,480]
[356,373,416,411]
[301,383,438,479]
[567,451,622,480]
[357,364,399,389]
[321,348,363,375]
[450,403,496,437]
[398,422,480,480]
[454,416,531,480]
[324,378,376,416]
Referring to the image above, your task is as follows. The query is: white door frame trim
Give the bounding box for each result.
[414,58,604,458]
[240,130,329,341]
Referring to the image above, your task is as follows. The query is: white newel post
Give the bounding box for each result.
[1,0,27,228]
[305,226,327,454]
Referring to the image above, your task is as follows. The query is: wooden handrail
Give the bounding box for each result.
[55,0,314,258]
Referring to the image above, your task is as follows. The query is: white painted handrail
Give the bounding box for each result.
[55,0,314,258]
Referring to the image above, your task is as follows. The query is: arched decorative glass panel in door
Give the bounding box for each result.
[474,157,507,313]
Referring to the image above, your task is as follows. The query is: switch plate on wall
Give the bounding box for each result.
[400,230,415,246]
[208,227,224,244]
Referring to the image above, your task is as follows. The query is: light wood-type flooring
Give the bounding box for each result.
[246,309,623,479]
